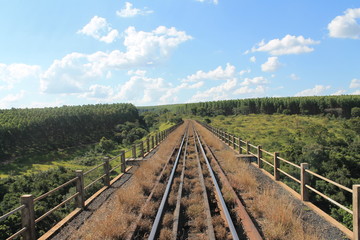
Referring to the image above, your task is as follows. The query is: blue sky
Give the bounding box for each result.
[0,0,359,108]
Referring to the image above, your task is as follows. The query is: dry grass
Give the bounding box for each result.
[159,227,172,240]
[194,121,320,240]
[69,123,188,240]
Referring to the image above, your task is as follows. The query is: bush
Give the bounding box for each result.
[97,137,115,152]
[204,118,211,124]
[351,107,360,118]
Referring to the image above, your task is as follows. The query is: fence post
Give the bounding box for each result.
[274,152,280,180]
[103,157,110,187]
[140,141,144,157]
[120,151,126,172]
[353,185,360,240]
[146,137,150,153]
[301,163,310,201]
[21,195,36,240]
[132,145,136,159]
[232,135,235,149]
[246,141,250,154]
[257,146,262,168]
[239,137,242,154]
[152,135,155,148]
[75,170,85,209]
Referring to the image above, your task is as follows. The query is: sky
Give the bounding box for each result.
[0,0,359,109]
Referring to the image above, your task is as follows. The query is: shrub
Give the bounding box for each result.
[351,107,360,117]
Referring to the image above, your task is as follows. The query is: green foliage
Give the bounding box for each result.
[113,121,148,145]
[207,114,359,228]
[174,95,360,118]
[351,107,360,117]
[97,137,115,153]
[0,103,139,160]
[0,167,75,239]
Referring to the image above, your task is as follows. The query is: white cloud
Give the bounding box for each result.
[261,57,281,72]
[29,99,64,108]
[290,73,300,80]
[183,63,236,82]
[112,72,172,104]
[0,63,40,89]
[79,70,203,105]
[82,84,114,99]
[350,78,360,88]
[328,8,360,39]
[195,0,218,5]
[352,90,360,95]
[42,26,192,94]
[0,91,25,109]
[250,56,256,63]
[250,35,320,55]
[116,2,153,18]
[239,69,251,76]
[77,16,119,43]
[241,76,268,86]
[234,85,266,95]
[295,85,331,96]
[331,90,346,95]
[190,78,237,102]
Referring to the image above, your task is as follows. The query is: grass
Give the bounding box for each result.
[194,121,321,240]
[0,122,174,179]
[205,114,349,155]
[68,123,187,239]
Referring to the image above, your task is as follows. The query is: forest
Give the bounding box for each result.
[0,95,359,238]
[0,103,139,160]
[0,103,182,239]
[174,95,360,118]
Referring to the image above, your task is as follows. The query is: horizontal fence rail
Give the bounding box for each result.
[1,122,181,240]
[199,121,359,240]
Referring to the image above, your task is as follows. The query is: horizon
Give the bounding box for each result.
[0,1,359,109]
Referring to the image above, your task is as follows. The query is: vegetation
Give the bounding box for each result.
[203,114,359,229]
[196,122,320,239]
[0,102,182,239]
[0,103,139,160]
[174,95,360,118]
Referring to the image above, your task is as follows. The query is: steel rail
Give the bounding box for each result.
[125,146,179,240]
[195,125,263,240]
[172,129,189,239]
[195,130,240,240]
[192,126,216,240]
[148,128,187,240]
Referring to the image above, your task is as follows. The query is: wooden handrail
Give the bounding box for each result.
[305,169,353,193]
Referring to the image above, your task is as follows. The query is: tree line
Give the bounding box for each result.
[174,95,360,118]
[0,104,139,160]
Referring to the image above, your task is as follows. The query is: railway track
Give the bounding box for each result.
[128,121,262,240]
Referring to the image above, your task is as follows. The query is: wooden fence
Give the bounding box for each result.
[200,122,359,240]
[0,123,181,240]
